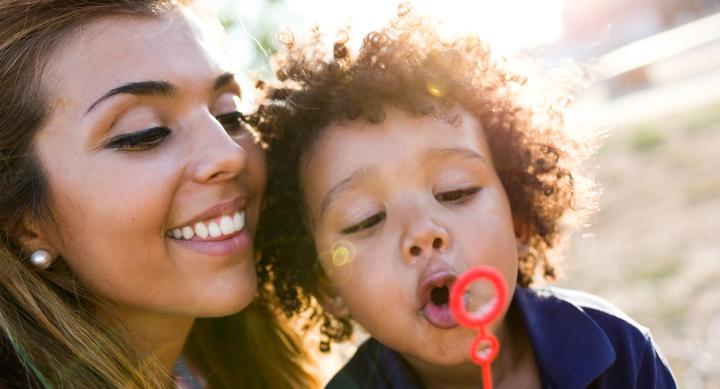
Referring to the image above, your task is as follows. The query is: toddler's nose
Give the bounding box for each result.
[401,219,449,263]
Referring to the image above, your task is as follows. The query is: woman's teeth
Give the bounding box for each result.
[169,211,245,240]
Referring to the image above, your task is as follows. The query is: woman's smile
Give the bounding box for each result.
[166,196,247,241]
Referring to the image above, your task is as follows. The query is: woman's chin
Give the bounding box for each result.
[187,264,259,318]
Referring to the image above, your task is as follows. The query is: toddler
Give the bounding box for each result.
[252,6,677,388]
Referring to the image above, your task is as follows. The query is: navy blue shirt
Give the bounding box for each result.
[326,287,677,389]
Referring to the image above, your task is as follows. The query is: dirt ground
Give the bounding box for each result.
[557,102,720,388]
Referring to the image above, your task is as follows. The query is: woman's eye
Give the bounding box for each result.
[341,212,386,235]
[435,186,481,203]
[215,111,251,137]
[105,127,171,152]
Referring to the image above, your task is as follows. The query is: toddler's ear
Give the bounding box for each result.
[512,215,530,259]
[315,277,351,318]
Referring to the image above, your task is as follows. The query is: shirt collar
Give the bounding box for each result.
[514,287,616,389]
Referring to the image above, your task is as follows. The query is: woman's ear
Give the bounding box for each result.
[315,276,351,318]
[513,215,530,259]
[15,215,56,257]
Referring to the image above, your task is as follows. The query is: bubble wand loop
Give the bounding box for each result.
[449,267,508,389]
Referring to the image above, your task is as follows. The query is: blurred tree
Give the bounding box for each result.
[217,0,289,79]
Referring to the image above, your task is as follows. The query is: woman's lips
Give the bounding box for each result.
[170,227,251,256]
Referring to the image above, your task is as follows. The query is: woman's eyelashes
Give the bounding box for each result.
[104,111,249,152]
[215,111,250,137]
[435,186,481,203]
[105,126,171,152]
[341,212,386,235]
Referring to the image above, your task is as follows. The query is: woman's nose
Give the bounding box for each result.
[189,115,247,184]
[401,218,450,263]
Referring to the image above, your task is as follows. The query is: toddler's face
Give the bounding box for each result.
[301,107,520,366]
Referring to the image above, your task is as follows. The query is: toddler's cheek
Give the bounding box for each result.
[319,250,356,287]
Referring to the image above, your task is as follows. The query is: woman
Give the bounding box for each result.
[0,1,316,387]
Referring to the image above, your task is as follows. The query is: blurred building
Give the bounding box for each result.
[559,0,719,56]
[547,0,720,119]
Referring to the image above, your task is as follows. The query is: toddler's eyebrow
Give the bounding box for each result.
[320,166,378,219]
[318,148,484,220]
[422,147,487,164]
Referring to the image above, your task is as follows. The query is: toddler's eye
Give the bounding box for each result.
[105,127,171,152]
[435,186,481,203]
[341,212,386,235]
[215,111,251,137]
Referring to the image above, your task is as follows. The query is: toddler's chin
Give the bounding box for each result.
[427,352,471,367]
[403,341,474,368]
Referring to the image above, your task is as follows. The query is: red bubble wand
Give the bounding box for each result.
[449,266,508,389]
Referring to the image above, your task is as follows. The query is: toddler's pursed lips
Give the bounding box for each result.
[417,269,457,308]
[418,267,459,329]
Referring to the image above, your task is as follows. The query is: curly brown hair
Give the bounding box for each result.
[250,4,596,351]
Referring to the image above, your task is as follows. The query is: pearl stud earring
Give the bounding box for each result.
[30,249,53,270]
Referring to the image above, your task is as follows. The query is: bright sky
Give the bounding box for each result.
[213,0,565,72]
[283,0,565,50]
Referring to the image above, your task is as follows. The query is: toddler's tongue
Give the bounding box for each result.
[422,301,458,329]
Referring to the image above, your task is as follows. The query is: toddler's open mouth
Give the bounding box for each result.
[418,271,458,329]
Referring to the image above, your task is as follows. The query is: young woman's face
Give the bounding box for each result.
[34,10,266,318]
[302,107,519,366]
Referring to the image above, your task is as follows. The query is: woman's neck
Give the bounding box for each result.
[101,304,195,372]
[404,304,540,389]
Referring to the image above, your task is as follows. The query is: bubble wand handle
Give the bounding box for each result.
[449,266,508,389]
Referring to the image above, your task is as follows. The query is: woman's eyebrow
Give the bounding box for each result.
[84,73,239,115]
[214,72,237,91]
[85,80,176,114]
[214,71,243,100]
